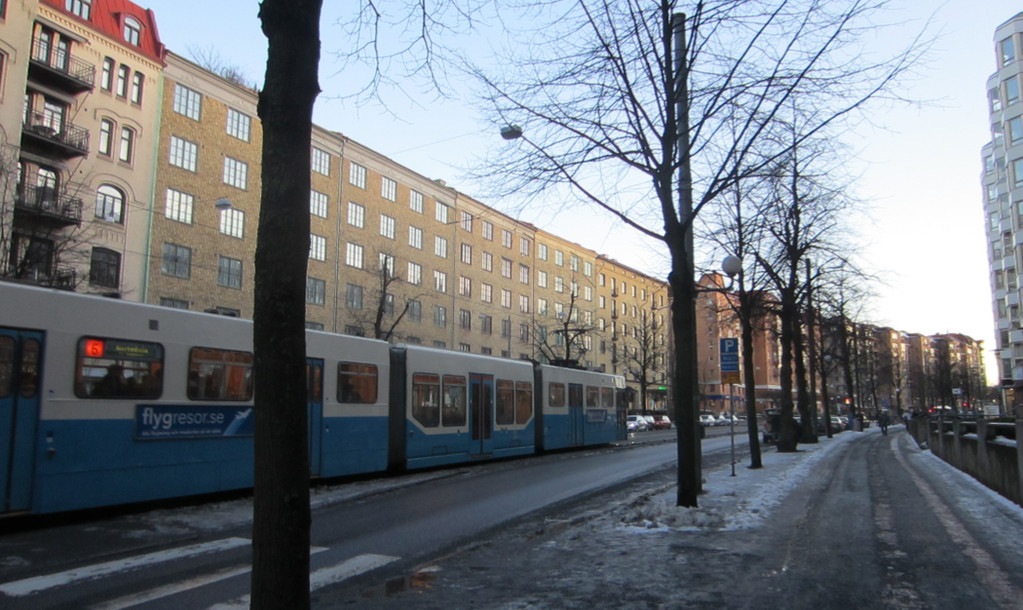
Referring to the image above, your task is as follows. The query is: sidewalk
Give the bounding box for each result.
[316,430,866,608]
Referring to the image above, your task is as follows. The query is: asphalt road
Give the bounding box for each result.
[0,431,748,609]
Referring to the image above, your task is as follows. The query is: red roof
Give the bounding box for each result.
[42,0,165,64]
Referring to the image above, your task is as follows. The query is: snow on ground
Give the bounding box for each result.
[617,431,859,533]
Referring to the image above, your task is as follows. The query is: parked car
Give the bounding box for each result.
[652,414,673,430]
[626,415,648,432]
[829,416,845,433]
[643,415,658,430]
[699,414,717,427]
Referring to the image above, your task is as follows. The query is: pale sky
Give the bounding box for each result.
[142,0,1015,381]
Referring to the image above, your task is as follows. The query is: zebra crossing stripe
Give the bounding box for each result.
[0,537,250,597]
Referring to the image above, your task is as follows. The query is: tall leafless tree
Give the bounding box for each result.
[471,0,925,505]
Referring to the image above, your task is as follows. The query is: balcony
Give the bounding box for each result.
[28,38,96,93]
[14,184,83,227]
[22,114,89,159]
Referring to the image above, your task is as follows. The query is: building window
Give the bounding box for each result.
[520,237,530,256]
[98,119,113,155]
[480,315,493,334]
[501,289,512,308]
[538,243,548,261]
[459,309,472,330]
[220,207,245,238]
[435,235,448,258]
[570,255,579,272]
[459,343,471,352]
[95,184,124,223]
[584,261,593,276]
[501,257,512,278]
[161,297,189,309]
[585,285,593,301]
[165,188,194,224]
[481,283,492,303]
[130,72,144,104]
[89,247,119,288]
[538,298,548,315]
[346,242,364,268]
[1002,37,1016,67]
[100,57,114,90]
[410,189,424,213]
[348,202,365,228]
[434,305,447,327]
[169,136,198,171]
[519,264,529,284]
[223,157,248,190]
[116,65,129,97]
[460,210,473,232]
[434,270,447,293]
[1015,158,1023,188]
[307,277,326,305]
[226,108,251,141]
[538,270,548,288]
[460,243,472,264]
[312,147,330,175]
[381,176,397,201]
[379,253,395,277]
[409,225,423,249]
[1011,117,1023,145]
[435,202,450,224]
[173,84,202,120]
[67,0,92,20]
[555,276,564,293]
[118,127,134,163]
[482,252,493,272]
[345,283,364,309]
[162,243,191,278]
[502,229,513,248]
[380,214,396,239]
[309,234,326,260]
[459,275,472,297]
[218,256,243,288]
[123,16,142,46]
[349,162,366,188]
[519,295,530,313]
[555,250,564,266]
[310,190,328,218]
[408,299,422,322]
[1007,76,1021,106]
[407,261,422,285]
[482,220,493,240]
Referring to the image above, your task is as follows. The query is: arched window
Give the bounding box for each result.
[95,184,124,223]
[123,17,142,46]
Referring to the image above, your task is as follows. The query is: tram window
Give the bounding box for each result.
[19,338,41,399]
[496,379,515,425]
[188,347,252,401]
[586,385,599,408]
[548,382,565,407]
[338,362,377,403]
[602,387,615,408]
[515,381,532,424]
[0,336,13,398]
[412,373,440,427]
[75,337,164,399]
[442,375,466,427]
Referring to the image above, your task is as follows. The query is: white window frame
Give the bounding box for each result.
[169,136,198,171]
[312,147,330,175]
[222,157,248,190]
[410,189,424,213]
[172,83,201,120]
[407,261,423,285]
[164,188,194,224]
[310,234,327,261]
[310,190,328,218]
[381,176,397,201]
[434,235,448,258]
[220,207,245,239]
[226,108,251,142]
[348,202,365,228]
[349,162,367,188]
[346,242,364,268]
[380,214,396,239]
[409,225,423,249]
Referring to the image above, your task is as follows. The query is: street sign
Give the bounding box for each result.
[720,338,740,384]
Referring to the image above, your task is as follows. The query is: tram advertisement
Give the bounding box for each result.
[135,405,254,439]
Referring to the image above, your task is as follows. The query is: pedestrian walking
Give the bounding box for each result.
[879,412,890,436]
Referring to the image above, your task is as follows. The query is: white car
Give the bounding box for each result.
[699,414,717,426]
[626,415,648,432]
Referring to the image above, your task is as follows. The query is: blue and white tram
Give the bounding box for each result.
[0,282,626,516]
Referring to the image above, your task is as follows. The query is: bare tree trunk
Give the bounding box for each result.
[740,284,762,468]
[252,2,322,607]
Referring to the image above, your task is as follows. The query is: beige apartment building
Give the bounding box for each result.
[1,0,164,299]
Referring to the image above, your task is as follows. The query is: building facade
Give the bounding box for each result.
[984,12,1023,391]
[1,0,164,298]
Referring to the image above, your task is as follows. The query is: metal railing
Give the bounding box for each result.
[30,37,96,88]
[23,113,90,155]
[14,184,84,225]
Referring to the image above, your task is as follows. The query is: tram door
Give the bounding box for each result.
[469,374,494,456]
[568,383,584,446]
[0,328,42,513]
[306,358,324,477]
